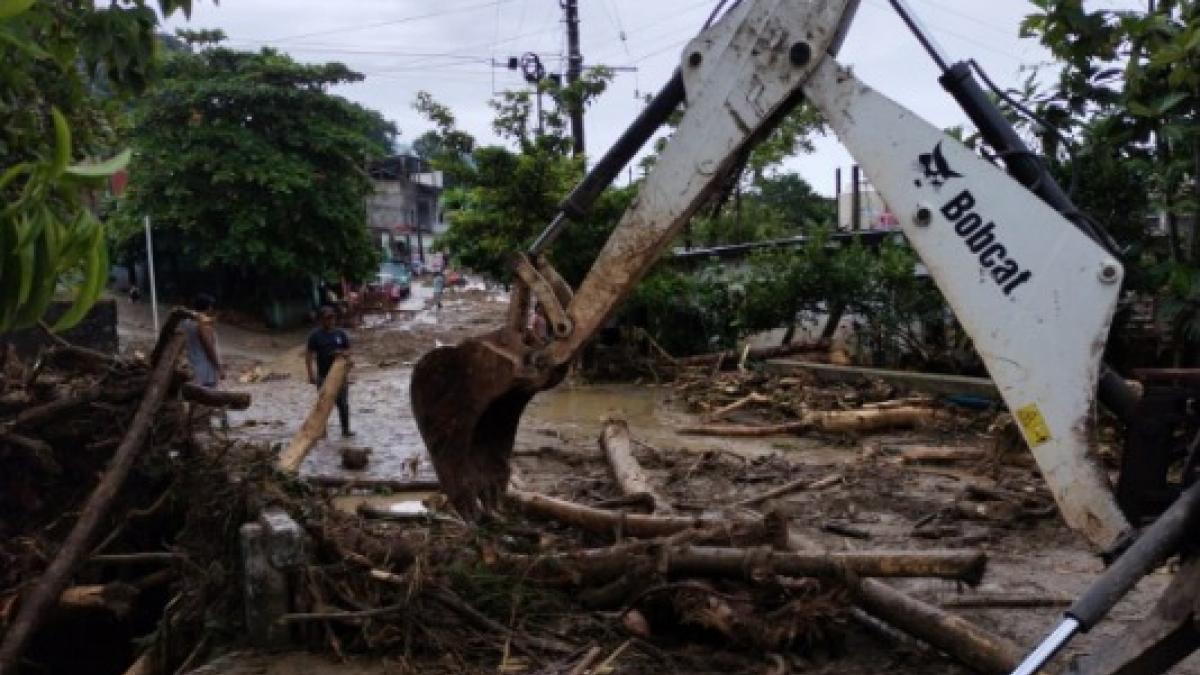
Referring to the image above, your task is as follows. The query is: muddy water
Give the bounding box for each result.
[523,383,856,465]
[229,368,438,486]
[220,278,856,488]
[230,367,855,488]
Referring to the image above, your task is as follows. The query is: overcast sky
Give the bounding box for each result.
[164,0,1145,197]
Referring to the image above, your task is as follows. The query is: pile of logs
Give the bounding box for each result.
[555,418,1035,673]
[0,311,250,674]
[269,414,1029,673]
[673,364,961,439]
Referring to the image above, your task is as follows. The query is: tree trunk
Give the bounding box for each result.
[898,445,986,464]
[805,407,943,434]
[498,544,986,587]
[681,407,942,437]
[278,355,349,473]
[56,583,138,617]
[850,578,1033,675]
[180,383,250,409]
[679,420,810,437]
[599,419,672,512]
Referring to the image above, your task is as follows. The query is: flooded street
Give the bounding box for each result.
[158,279,806,490]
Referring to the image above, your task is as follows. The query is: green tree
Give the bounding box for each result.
[1022,1,1200,360]
[115,41,395,292]
[1,0,191,332]
[418,68,616,284]
[754,172,836,230]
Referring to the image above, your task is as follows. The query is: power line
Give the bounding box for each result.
[231,23,568,77]
[629,36,693,64]
[861,0,1028,65]
[225,43,493,60]
[587,0,714,63]
[910,0,1021,41]
[604,0,638,95]
[265,0,520,43]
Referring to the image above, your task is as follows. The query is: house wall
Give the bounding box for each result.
[367,168,445,263]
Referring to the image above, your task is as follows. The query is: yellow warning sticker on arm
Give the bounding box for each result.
[1015,403,1052,447]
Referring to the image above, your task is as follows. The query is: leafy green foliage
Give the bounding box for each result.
[417,70,617,284]
[689,172,835,247]
[627,233,952,366]
[115,44,396,287]
[1,0,186,332]
[434,147,581,282]
[1022,1,1200,360]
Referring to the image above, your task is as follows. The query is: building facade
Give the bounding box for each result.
[367,153,446,268]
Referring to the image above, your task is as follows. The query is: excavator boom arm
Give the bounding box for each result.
[540,0,1128,550]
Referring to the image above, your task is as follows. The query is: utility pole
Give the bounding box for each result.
[563,0,585,156]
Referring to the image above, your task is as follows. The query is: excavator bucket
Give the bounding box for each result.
[410,335,559,519]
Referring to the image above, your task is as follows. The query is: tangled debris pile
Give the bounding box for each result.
[668,362,1060,534]
[0,312,260,674]
[1,318,1068,675]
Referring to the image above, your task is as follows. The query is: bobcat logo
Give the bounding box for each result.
[914,141,962,189]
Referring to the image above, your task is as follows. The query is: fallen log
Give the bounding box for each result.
[57,583,138,617]
[278,355,350,473]
[667,546,985,585]
[498,544,986,586]
[678,420,809,438]
[507,489,766,541]
[898,445,987,464]
[805,407,943,434]
[681,407,944,437]
[599,419,671,513]
[180,383,251,410]
[851,578,1037,675]
[0,320,187,675]
[937,592,1072,609]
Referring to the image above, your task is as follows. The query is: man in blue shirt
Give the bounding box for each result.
[306,306,355,437]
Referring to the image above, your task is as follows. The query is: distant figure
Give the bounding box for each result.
[182,293,227,430]
[182,293,223,388]
[431,270,445,310]
[127,285,142,303]
[306,306,354,437]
